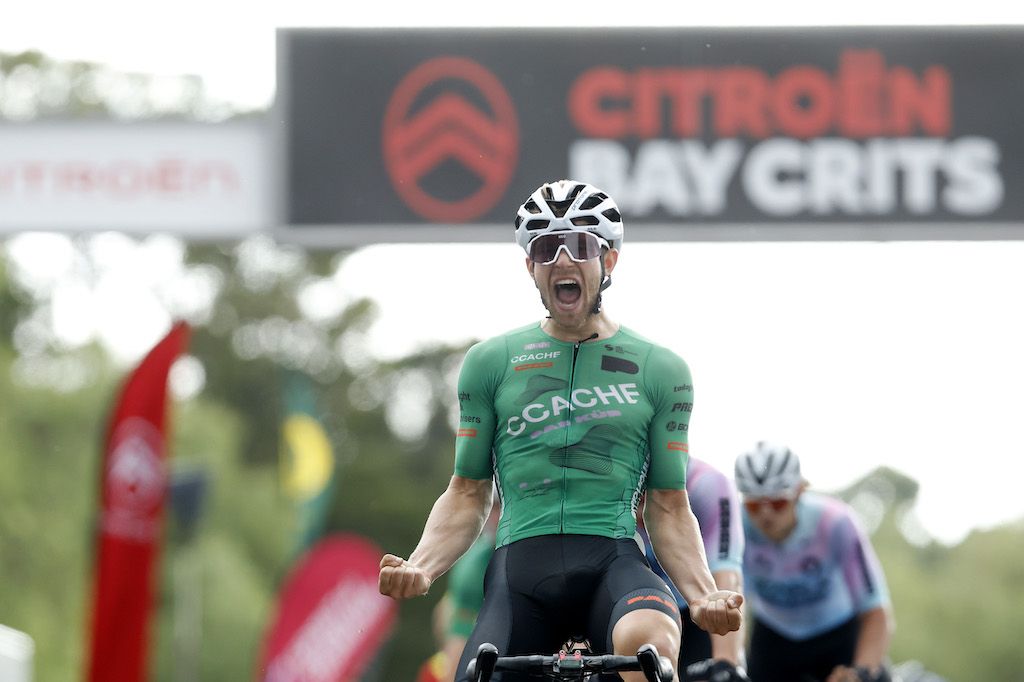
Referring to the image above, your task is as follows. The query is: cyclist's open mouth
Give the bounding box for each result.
[554,278,582,306]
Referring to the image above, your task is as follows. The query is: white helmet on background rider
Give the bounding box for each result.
[514,179,624,252]
[734,442,803,497]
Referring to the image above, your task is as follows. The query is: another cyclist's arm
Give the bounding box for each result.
[823,606,892,682]
[826,508,894,682]
[379,476,492,599]
[645,488,741,634]
[853,605,893,668]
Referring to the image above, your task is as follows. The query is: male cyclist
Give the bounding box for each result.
[735,442,894,682]
[379,180,742,682]
[636,456,748,681]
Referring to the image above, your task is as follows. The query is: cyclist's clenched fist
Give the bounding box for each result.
[689,590,744,636]
[378,554,431,599]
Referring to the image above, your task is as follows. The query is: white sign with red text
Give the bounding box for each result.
[0,121,270,237]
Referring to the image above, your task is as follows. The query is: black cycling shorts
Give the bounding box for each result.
[678,608,712,670]
[747,616,859,682]
[454,534,681,682]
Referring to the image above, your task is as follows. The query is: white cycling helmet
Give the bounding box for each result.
[734,442,802,497]
[514,180,624,252]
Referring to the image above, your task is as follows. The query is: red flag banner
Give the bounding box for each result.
[259,534,397,682]
[87,322,190,682]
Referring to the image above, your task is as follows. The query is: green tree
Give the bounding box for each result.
[837,468,1024,680]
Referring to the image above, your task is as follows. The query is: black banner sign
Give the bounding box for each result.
[277,27,1024,243]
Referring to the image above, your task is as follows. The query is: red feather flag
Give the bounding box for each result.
[86,322,190,682]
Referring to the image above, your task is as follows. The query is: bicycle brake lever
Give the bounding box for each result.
[469,643,499,682]
[636,643,667,682]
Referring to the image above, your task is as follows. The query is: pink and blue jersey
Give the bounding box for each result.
[743,491,890,640]
[639,457,745,609]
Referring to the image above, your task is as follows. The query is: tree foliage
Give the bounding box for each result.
[0,234,468,681]
[836,468,1024,680]
[0,50,255,121]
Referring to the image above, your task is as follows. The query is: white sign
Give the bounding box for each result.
[0,624,33,682]
[0,122,270,238]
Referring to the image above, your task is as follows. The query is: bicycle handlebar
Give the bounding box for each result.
[467,642,675,681]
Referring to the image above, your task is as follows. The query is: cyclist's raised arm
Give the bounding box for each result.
[379,476,493,600]
[645,488,743,636]
[644,489,714,603]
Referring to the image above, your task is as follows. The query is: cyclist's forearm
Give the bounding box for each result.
[645,489,717,603]
[852,606,892,668]
[408,476,492,582]
[710,569,745,666]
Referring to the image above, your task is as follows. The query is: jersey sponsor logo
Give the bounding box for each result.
[514,361,554,371]
[517,478,556,498]
[511,351,562,364]
[603,343,637,355]
[800,556,824,575]
[717,498,732,560]
[523,341,551,350]
[673,384,693,392]
[506,383,641,436]
[382,56,518,223]
[526,409,623,442]
[457,428,478,438]
[601,355,639,374]
[667,441,689,452]
[671,402,692,412]
[460,414,482,424]
[665,421,688,432]
[752,574,831,607]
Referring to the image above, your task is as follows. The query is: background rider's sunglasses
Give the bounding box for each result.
[743,496,795,514]
[527,231,609,265]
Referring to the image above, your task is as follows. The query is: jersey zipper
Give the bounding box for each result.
[560,336,590,533]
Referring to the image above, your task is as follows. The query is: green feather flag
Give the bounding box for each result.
[279,373,336,557]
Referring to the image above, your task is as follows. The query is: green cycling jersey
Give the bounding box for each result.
[454,322,693,548]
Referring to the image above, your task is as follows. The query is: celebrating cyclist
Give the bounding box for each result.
[636,456,748,681]
[378,180,742,682]
[735,442,894,682]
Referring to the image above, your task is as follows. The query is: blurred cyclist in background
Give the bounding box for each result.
[379,180,742,682]
[636,456,748,681]
[735,442,894,682]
